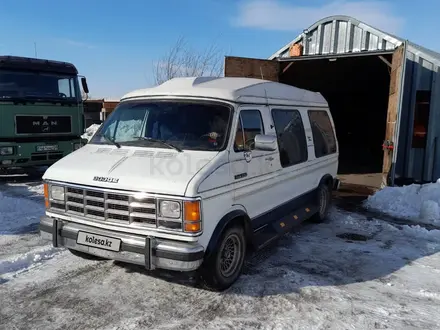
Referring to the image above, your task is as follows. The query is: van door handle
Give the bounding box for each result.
[265,156,274,161]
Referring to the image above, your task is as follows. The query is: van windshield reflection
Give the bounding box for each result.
[90,101,231,151]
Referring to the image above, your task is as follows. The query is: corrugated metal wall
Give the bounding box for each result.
[272,16,440,183]
[276,16,401,58]
[396,46,440,182]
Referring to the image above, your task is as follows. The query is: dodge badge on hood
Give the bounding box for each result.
[93,176,119,183]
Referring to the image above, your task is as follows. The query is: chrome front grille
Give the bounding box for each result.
[54,186,157,227]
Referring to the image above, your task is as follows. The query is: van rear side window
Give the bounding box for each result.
[271,109,308,167]
[308,110,337,157]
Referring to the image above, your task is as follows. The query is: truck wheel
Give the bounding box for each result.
[68,248,107,261]
[310,182,332,223]
[27,167,46,179]
[200,224,246,291]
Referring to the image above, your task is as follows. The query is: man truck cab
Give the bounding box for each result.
[0,55,89,175]
[40,77,339,291]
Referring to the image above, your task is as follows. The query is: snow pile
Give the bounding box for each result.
[0,245,60,280]
[0,189,45,235]
[364,182,440,225]
[81,124,101,141]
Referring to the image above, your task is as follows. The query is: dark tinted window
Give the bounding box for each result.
[234,110,264,152]
[308,110,337,157]
[271,109,308,167]
[0,70,79,101]
[412,90,431,148]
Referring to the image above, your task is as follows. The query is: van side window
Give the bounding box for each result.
[234,110,264,152]
[308,110,337,157]
[271,109,308,167]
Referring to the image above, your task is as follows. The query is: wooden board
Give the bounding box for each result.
[382,44,405,187]
[224,56,280,82]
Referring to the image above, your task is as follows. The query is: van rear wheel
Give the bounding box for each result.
[311,182,332,223]
[200,224,246,291]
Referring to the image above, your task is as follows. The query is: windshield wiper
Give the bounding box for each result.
[95,133,121,148]
[134,137,182,152]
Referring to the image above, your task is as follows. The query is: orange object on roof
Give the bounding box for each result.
[289,43,303,57]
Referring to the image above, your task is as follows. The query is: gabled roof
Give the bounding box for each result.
[121,77,327,107]
[268,15,440,66]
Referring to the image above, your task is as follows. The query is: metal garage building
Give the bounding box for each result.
[224,15,440,188]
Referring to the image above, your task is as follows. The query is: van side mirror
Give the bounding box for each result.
[81,77,89,94]
[254,134,277,151]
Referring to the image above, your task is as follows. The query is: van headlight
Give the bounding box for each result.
[0,147,14,155]
[50,185,65,201]
[157,199,202,233]
[159,200,181,219]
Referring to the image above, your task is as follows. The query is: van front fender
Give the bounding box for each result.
[204,208,252,260]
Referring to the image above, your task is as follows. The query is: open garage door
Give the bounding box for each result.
[224,49,406,188]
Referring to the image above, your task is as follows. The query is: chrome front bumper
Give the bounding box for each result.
[39,216,204,272]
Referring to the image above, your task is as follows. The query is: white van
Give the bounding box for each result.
[40,77,339,291]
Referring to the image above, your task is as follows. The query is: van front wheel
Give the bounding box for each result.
[200,224,246,291]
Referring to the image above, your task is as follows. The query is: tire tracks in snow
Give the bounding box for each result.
[0,245,64,283]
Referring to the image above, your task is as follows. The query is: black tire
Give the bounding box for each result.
[26,167,46,179]
[68,248,107,261]
[199,224,247,291]
[310,182,332,223]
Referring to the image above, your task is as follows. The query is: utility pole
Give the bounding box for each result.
[34,42,37,58]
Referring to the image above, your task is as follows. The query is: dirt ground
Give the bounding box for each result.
[333,173,381,216]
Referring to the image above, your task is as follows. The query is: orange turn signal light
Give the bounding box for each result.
[43,183,49,208]
[184,200,200,222]
[184,222,201,232]
[183,200,201,233]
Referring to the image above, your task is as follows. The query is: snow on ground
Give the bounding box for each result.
[0,187,44,235]
[1,187,440,329]
[364,182,440,226]
[81,123,101,141]
[0,179,55,284]
[2,178,440,329]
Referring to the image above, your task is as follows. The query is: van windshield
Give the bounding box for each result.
[89,100,232,151]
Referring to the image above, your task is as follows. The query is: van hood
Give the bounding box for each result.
[43,144,216,196]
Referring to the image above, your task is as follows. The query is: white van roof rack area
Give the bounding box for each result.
[121,77,328,107]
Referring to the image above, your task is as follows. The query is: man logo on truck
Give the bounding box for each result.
[32,120,58,126]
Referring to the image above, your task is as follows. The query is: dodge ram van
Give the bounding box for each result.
[40,77,339,291]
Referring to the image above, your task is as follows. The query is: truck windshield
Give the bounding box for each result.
[0,70,79,102]
[90,100,232,151]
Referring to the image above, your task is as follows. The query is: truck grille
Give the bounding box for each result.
[15,115,72,134]
[59,187,157,227]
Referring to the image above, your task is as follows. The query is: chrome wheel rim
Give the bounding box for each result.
[219,233,242,278]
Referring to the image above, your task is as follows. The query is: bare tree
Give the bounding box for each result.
[153,36,225,85]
